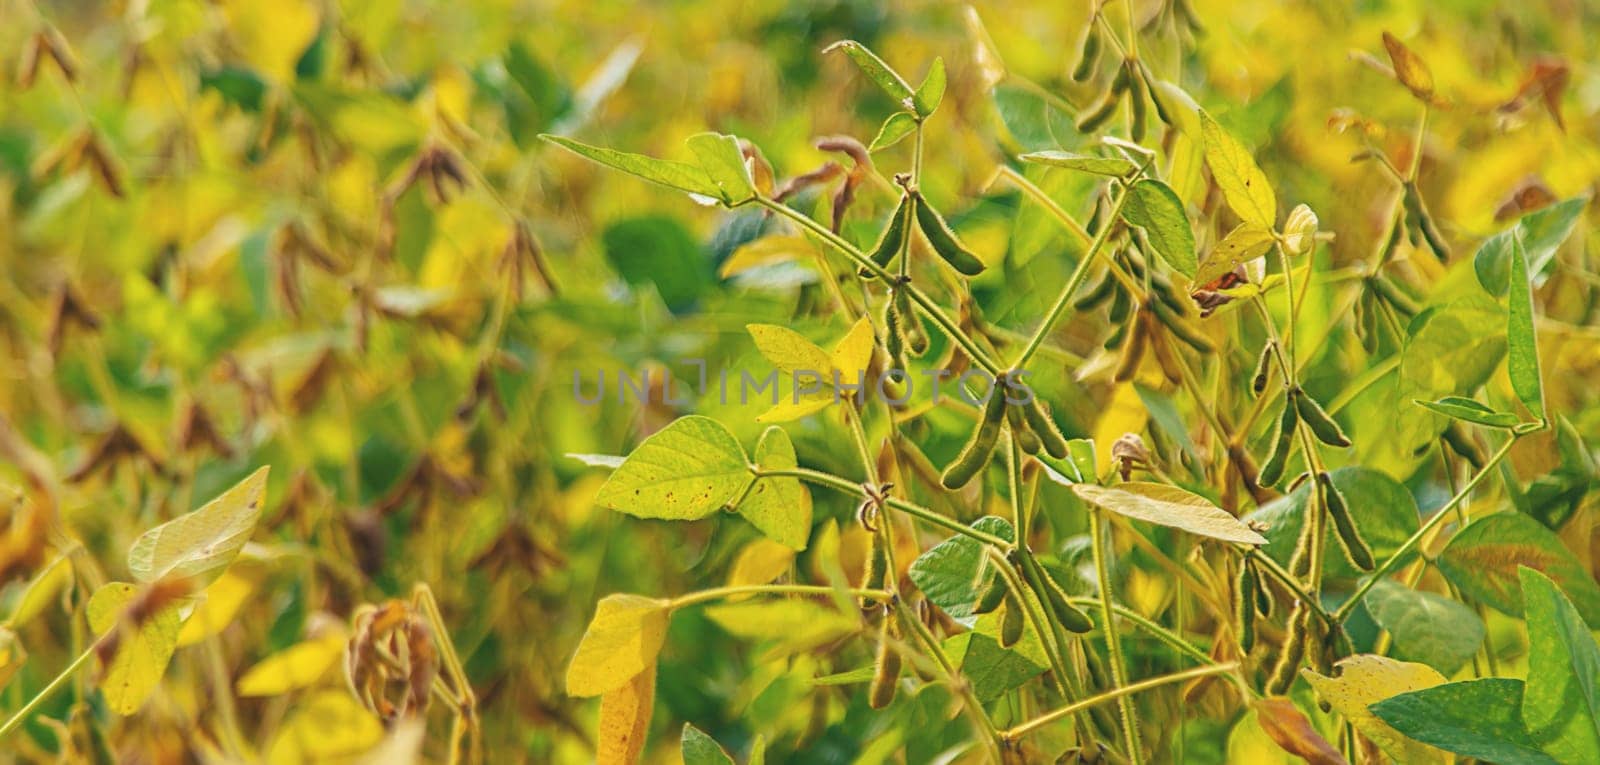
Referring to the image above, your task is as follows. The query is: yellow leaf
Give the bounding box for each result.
[757,391,835,423]
[127,465,269,588]
[1196,223,1275,287]
[829,316,876,383]
[1092,383,1148,475]
[1302,654,1450,764]
[237,633,349,697]
[1201,113,1277,230]
[725,538,796,593]
[596,665,656,765]
[267,690,384,765]
[176,567,260,647]
[1381,32,1435,101]
[747,325,834,377]
[87,582,183,715]
[6,552,72,627]
[0,627,24,692]
[566,594,671,698]
[221,0,319,84]
[721,235,817,278]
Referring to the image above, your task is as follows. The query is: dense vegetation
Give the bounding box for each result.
[2,1,1599,763]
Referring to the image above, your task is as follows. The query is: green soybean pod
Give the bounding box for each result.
[1266,605,1310,695]
[1251,341,1276,396]
[1318,471,1375,571]
[1075,88,1120,133]
[864,533,888,591]
[1033,558,1093,634]
[1021,398,1071,460]
[1070,29,1101,82]
[1127,62,1148,143]
[975,575,1008,615]
[868,617,900,709]
[860,193,911,278]
[913,194,985,276]
[1149,299,1215,353]
[1235,560,1258,653]
[941,387,1007,489]
[1253,564,1275,617]
[1000,592,1025,648]
[895,289,929,356]
[1294,389,1351,448]
[1074,270,1117,310]
[1007,402,1043,454]
[883,291,908,370]
[1257,393,1299,486]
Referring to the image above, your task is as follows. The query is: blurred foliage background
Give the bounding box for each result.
[2,0,1600,762]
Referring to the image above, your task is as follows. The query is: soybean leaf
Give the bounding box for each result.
[1414,396,1520,428]
[747,324,835,376]
[5,552,72,627]
[540,134,722,198]
[1252,697,1346,765]
[1019,150,1137,177]
[1302,655,1450,765]
[566,594,671,697]
[1380,31,1435,101]
[87,582,183,715]
[1436,513,1600,627]
[1365,580,1485,676]
[593,416,751,520]
[1200,112,1276,229]
[1247,467,1418,580]
[597,665,655,765]
[686,132,755,205]
[128,466,269,588]
[175,568,259,647]
[1372,679,1558,764]
[824,40,914,104]
[739,426,813,550]
[913,56,946,117]
[870,111,917,152]
[682,723,737,765]
[703,600,856,658]
[1195,223,1274,287]
[810,665,874,686]
[908,516,1015,620]
[265,690,384,762]
[1119,179,1197,278]
[944,630,1046,703]
[1520,567,1600,764]
[235,633,347,696]
[1071,482,1268,545]
[1474,197,1587,296]
[1507,234,1544,417]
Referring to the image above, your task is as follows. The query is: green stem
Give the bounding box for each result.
[1005,662,1237,741]
[670,584,889,610]
[893,598,1005,761]
[1066,597,1214,666]
[1013,182,1132,370]
[0,642,96,741]
[1091,508,1143,764]
[756,467,1013,547]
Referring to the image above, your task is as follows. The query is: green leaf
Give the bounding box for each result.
[1247,466,1419,580]
[1071,482,1268,545]
[1018,150,1137,177]
[540,134,722,198]
[1370,678,1559,765]
[1414,395,1520,428]
[870,111,918,152]
[823,40,914,105]
[943,630,1046,703]
[1520,567,1600,764]
[682,723,736,765]
[912,56,946,117]
[1475,197,1586,296]
[1195,223,1274,287]
[739,426,813,550]
[593,416,751,520]
[127,466,269,588]
[1200,112,1276,229]
[1507,234,1544,417]
[1119,179,1197,279]
[603,215,711,313]
[907,516,1015,620]
[1365,580,1485,676]
[686,132,756,205]
[702,600,856,657]
[1436,513,1600,628]
[88,582,183,715]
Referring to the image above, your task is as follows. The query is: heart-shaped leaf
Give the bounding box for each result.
[593,416,750,520]
[128,465,269,588]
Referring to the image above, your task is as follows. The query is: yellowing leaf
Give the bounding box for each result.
[128,466,269,588]
[1071,482,1269,545]
[0,627,24,692]
[756,392,836,423]
[1201,113,1277,229]
[738,427,812,550]
[1196,223,1275,287]
[726,538,796,593]
[88,582,183,715]
[829,316,876,383]
[176,567,259,647]
[720,236,817,278]
[1252,697,1347,765]
[6,552,72,627]
[747,325,834,377]
[267,690,384,765]
[1381,32,1435,101]
[597,665,656,765]
[237,633,349,697]
[1302,655,1450,765]
[221,0,318,83]
[593,416,750,520]
[567,594,671,697]
[702,600,856,659]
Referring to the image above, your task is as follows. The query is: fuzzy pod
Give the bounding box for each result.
[883,292,908,370]
[1416,210,1451,262]
[1000,592,1025,648]
[1257,393,1299,487]
[1367,274,1420,317]
[1143,63,1176,127]
[1235,560,1258,653]
[1113,321,1148,382]
[864,532,889,592]
[894,290,929,356]
[1440,422,1487,469]
[1070,29,1101,82]
[1294,389,1351,448]
[869,616,901,709]
[1318,471,1375,571]
[1031,558,1093,633]
[1103,317,1131,350]
[1107,283,1132,323]
[1149,299,1214,352]
[941,388,1007,489]
[913,194,985,276]
[861,194,912,278]
[1126,62,1148,143]
[1265,604,1310,695]
[1108,59,1131,94]
[1149,329,1184,386]
[1021,398,1071,459]
[975,574,1008,615]
[1007,403,1043,454]
[1252,563,1275,617]
[1075,88,1121,133]
[1074,271,1117,310]
[1251,341,1276,396]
